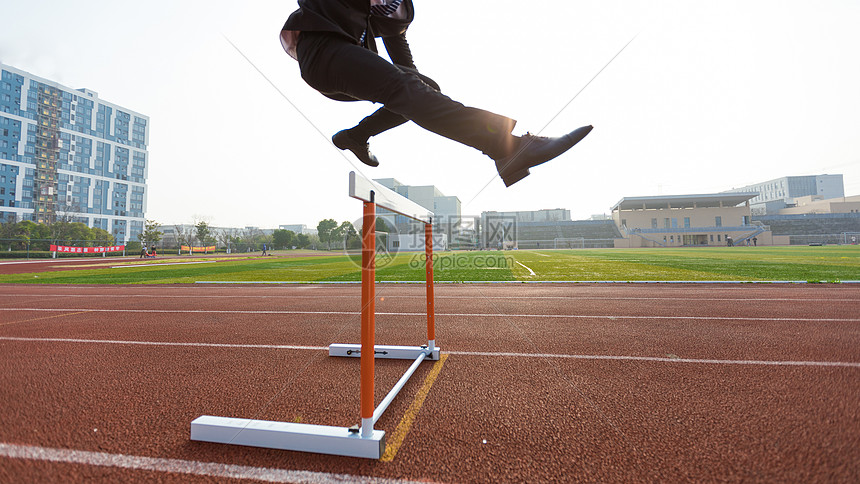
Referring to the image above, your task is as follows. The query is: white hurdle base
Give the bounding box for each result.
[190,416,385,459]
[329,344,440,361]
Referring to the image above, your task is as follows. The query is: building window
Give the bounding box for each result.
[715,216,722,227]
[651,218,657,229]
[684,217,690,228]
[664,218,670,229]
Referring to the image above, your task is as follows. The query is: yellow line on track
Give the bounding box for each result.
[0,311,91,327]
[381,354,449,462]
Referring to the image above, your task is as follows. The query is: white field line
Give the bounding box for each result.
[0,443,421,484]
[111,261,217,268]
[1,336,857,368]
[0,258,127,266]
[1,307,858,323]
[515,261,536,276]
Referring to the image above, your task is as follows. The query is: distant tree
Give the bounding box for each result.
[47,200,88,246]
[0,217,14,250]
[217,228,238,253]
[296,233,310,249]
[174,225,194,253]
[376,217,391,234]
[0,217,115,251]
[3,220,47,250]
[333,221,359,250]
[229,235,242,250]
[48,221,70,246]
[66,222,93,245]
[195,221,211,252]
[49,222,91,247]
[3,220,36,250]
[253,232,271,252]
[240,227,262,252]
[273,229,296,250]
[317,219,338,250]
[0,214,15,234]
[91,228,115,246]
[138,220,163,248]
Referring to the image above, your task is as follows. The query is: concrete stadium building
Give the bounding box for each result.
[611,193,783,247]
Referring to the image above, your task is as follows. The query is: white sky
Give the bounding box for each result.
[2,0,858,228]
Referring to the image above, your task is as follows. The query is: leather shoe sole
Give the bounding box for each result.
[332,130,379,167]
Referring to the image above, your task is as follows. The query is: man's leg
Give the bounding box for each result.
[298,32,517,160]
[350,68,441,140]
[297,32,593,186]
[333,68,441,166]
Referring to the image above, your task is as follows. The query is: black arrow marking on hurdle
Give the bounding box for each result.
[344,350,390,355]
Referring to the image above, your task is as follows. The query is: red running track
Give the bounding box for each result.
[0,283,858,483]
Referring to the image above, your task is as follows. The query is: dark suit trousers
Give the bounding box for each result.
[347,66,438,142]
[296,32,516,159]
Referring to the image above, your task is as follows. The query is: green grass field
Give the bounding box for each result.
[2,246,859,284]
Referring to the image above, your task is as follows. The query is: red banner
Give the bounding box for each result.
[50,245,126,254]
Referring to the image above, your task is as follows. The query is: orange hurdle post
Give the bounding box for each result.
[360,196,376,437]
[425,220,435,350]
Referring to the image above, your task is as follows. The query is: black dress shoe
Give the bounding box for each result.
[332,130,379,167]
[494,125,593,187]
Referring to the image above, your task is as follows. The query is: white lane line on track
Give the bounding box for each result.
[0,443,421,484]
[3,293,858,303]
[1,308,858,322]
[0,336,325,351]
[1,337,857,368]
[193,280,860,284]
[515,261,536,276]
[446,350,860,367]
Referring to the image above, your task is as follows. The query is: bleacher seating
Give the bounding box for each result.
[490,214,859,249]
[754,214,860,236]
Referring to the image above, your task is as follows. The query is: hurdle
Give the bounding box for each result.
[190,171,439,459]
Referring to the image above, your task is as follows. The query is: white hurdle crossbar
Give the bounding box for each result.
[191,171,439,459]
